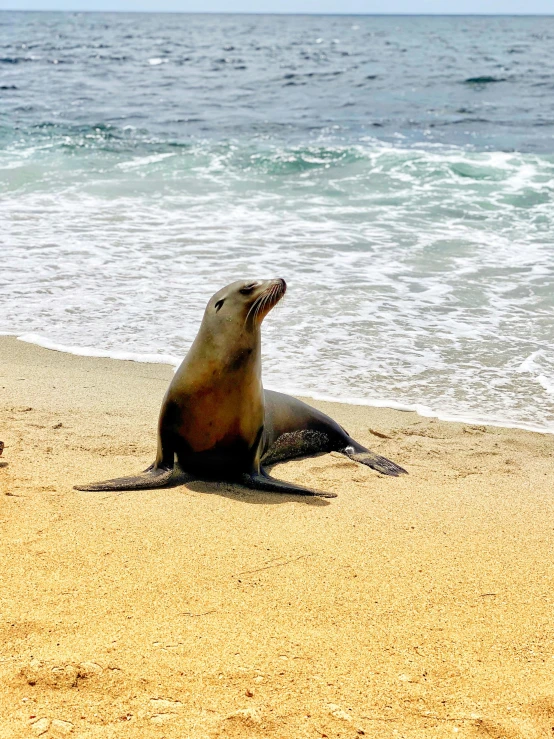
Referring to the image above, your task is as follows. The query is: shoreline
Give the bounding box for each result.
[6,331,553,436]
[2,335,554,738]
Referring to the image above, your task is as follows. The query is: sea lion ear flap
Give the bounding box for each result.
[214,299,225,312]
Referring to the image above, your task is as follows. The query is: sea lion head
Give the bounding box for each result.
[206,278,287,330]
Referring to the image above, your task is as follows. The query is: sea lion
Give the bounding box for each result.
[75,278,406,498]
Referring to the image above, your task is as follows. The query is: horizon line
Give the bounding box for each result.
[2,9,554,15]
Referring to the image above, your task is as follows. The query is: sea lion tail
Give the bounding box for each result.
[342,445,407,477]
[74,464,175,492]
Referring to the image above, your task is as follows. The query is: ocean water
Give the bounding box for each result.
[1,12,554,432]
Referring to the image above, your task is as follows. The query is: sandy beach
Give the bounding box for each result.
[1,335,554,738]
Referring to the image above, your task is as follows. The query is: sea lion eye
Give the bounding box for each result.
[214,299,225,312]
[239,284,256,295]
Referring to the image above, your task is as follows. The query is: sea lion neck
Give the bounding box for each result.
[179,317,262,388]
[197,316,261,360]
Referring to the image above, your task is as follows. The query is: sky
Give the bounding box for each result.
[1,0,552,12]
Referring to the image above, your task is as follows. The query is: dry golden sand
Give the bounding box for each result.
[1,336,554,739]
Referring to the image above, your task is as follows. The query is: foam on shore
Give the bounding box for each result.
[10,332,554,435]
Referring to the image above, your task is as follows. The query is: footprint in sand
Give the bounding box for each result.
[212,708,267,737]
[30,718,50,735]
[51,720,74,735]
[30,717,74,735]
[150,698,183,708]
[150,713,178,724]
[21,659,105,689]
[149,697,183,724]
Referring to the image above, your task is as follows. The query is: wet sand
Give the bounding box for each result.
[1,335,554,738]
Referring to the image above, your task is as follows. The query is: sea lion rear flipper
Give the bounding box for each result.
[341,444,407,477]
[241,471,337,499]
[74,464,178,492]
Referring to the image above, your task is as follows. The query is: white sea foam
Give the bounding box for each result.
[517,351,542,374]
[117,153,176,170]
[5,331,553,434]
[537,375,554,396]
[2,141,553,432]
[16,333,182,366]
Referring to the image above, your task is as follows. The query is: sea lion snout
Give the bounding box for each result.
[260,277,286,300]
[245,277,286,324]
[262,276,286,304]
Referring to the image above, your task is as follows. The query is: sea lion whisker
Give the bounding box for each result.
[263,284,278,314]
[246,291,265,324]
[246,297,260,324]
[264,284,278,313]
[258,290,272,319]
[245,301,257,323]
[254,296,265,323]
[247,285,274,325]
[253,299,262,322]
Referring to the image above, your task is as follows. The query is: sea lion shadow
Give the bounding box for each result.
[182,479,331,507]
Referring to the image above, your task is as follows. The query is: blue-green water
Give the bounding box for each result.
[1,13,554,430]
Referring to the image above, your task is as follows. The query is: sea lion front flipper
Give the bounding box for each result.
[74,465,183,492]
[341,444,407,477]
[241,471,337,499]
